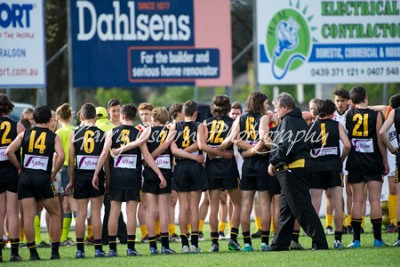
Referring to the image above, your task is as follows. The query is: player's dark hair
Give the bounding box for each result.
[80,103,96,120]
[183,100,198,117]
[350,86,367,104]
[246,92,268,114]
[107,98,121,108]
[210,95,231,117]
[333,88,350,100]
[318,99,336,118]
[121,104,137,121]
[0,94,14,115]
[389,94,400,109]
[33,105,52,124]
[169,103,183,119]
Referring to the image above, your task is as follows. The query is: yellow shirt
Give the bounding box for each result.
[56,125,76,166]
[95,118,115,132]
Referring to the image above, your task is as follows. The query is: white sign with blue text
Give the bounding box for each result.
[0,0,46,88]
[257,0,400,84]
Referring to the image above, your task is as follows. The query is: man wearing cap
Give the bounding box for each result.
[95,107,114,133]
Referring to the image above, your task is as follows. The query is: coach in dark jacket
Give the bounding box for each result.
[268,93,328,251]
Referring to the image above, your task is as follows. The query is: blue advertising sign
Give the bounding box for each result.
[70,0,229,88]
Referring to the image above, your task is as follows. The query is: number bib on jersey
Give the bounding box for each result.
[155,155,171,169]
[313,147,338,156]
[114,154,137,169]
[0,146,7,161]
[77,155,99,170]
[23,154,49,171]
[352,138,374,153]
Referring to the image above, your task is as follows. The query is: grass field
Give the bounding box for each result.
[2,219,399,267]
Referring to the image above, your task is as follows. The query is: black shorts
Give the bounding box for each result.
[269,175,281,195]
[240,175,270,191]
[109,188,140,202]
[0,166,19,194]
[143,178,172,195]
[348,172,383,184]
[311,171,343,189]
[208,177,239,190]
[74,173,104,199]
[18,171,57,200]
[173,160,208,192]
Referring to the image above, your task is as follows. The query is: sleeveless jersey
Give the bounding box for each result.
[110,125,142,188]
[310,119,341,171]
[345,108,383,175]
[175,121,201,156]
[73,126,105,176]
[239,113,268,177]
[205,116,239,179]
[21,127,56,174]
[144,125,173,180]
[0,117,20,168]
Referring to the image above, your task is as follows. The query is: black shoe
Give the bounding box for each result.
[10,254,23,262]
[30,252,41,261]
[50,251,60,260]
[251,230,262,238]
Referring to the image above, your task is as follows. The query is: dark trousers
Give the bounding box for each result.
[102,193,127,244]
[271,168,328,250]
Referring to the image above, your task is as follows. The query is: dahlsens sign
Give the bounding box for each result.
[70,0,232,87]
[75,0,192,43]
[256,0,400,84]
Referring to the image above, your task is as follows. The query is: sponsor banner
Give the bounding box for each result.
[352,138,374,153]
[70,0,231,87]
[23,154,49,171]
[155,154,171,169]
[0,0,46,88]
[313,147,338,156]
[114,154,137,169]
[256,0,400,84]
[77,155,99,170]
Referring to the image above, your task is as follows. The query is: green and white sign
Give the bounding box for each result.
[257,0,400,84]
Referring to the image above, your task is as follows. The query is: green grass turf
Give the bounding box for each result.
[2,219,399,266]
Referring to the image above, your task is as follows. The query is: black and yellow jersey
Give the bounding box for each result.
[0,116,20,168]
[345,108,383,175]
[175,120,201,155]
[205,116,238,179]
[110,125,142,188]
[21,127,56,174]
[73,126,105,176]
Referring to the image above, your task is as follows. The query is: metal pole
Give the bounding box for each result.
[67,0,76,113]
[6,88,11,98]
[252,0,259,92]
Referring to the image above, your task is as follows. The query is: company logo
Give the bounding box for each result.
[266,2,312,79]
[0,3,33,28]
[76,0,192,42]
